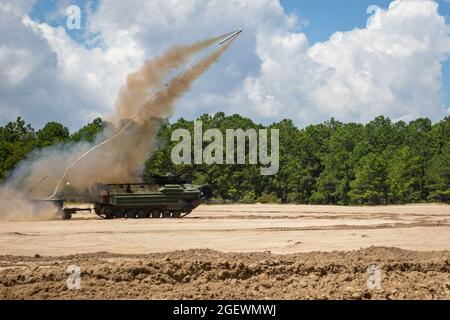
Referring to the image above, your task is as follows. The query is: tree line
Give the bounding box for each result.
[1,113,449,205]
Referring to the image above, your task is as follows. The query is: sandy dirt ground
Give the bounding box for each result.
[1,204,450,299]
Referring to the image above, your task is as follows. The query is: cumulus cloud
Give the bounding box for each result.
[0,0,449,130]
[238,0,450,125]
[0,0,142,130]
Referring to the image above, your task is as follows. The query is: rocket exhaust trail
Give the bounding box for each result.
[219,29,242,44]
[46,32,240,200]
[111,31,235,122]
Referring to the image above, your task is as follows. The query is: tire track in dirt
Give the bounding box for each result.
[5,221,450,237]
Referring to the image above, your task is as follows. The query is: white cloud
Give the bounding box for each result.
[238,0,450,125]
[0,0,143,129]
[0,0,449,130]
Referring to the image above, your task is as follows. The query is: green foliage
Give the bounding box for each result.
[240,190,256,203]
[71,118,104,143]
[37,122,70,147]
[387,146,422,203]
[426,143,450,202]
[1,113,450,205]
[0,117,37,180]
[286,192,301,204]
[314,122,365,204]
[0,117,103,181]
[256,193,280,204]
[349,153,388,204]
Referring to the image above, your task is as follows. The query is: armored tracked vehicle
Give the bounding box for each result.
[91,177,211,219]
[30,176,211,220]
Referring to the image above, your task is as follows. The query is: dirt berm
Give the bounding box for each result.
[1,247,450,300]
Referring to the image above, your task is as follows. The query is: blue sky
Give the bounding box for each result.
[281,0,450,42]
[29,0,450,118]
[281,0,450,108]
[32,0,449,41]
[2,0,450,130]
[34,0,449,44]
[281,0,394,42]
[30,0,101,46]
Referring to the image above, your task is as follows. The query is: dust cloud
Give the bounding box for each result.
[0,33,234,220]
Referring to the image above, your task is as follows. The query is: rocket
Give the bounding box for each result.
[219,29,243,45]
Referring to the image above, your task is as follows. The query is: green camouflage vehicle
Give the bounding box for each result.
[31,176,211,220]
[91,179,211,219]
[89,176,211,219]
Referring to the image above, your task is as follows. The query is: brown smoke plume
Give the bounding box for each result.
[0,187,57,221]
[140,42,232,121]
[0,33,234,216]
[61,41,233,192]
[112,33,231,123]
